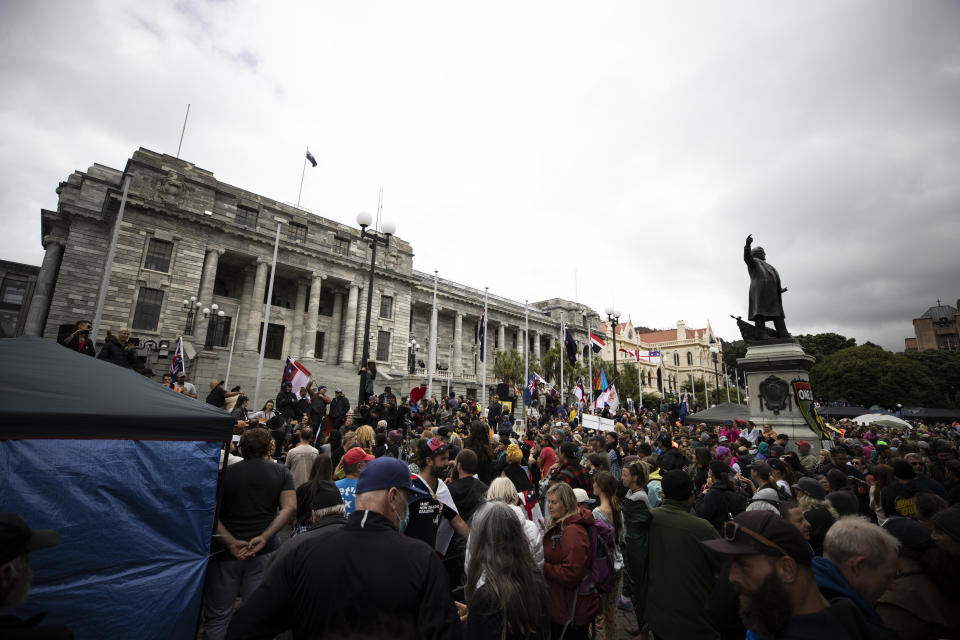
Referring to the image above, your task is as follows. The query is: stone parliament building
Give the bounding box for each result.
[24,148,600,405]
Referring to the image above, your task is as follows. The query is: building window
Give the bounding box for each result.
[236,206,258,228]
[132,287,164,331]
[0,277,27,306]
[379,295,394,319]
[318,289,335,316]
[288,222,307,244]
[376,330,391,361]
[143,239,173,273]
[512,332,518,349]
[204,315,231,348]
[332,237,349,256]
[686,351,693,365]
[673,352,680,366]
[315,331,325,359]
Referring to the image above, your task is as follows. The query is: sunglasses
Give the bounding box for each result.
[722,521,790,558]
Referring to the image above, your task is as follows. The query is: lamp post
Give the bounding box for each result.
[407,338,419,374]
[710,346,720,405]
[604,307,621,385]
[182,296,201,335]
[356,211,396,406]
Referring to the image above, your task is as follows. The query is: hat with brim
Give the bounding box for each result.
[573,488,596,504]
[356,457,430,496]
[793,476,826,501]
[700,511,812,565]
[0,513,61,565]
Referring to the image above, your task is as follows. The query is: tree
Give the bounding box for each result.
[902,350,960,407]
[721,339,748,383]
[797,333,857,363]
[810,344,939,408]
[493,349,524,384]
[617,362,663,410]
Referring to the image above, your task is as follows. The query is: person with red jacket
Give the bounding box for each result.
[542,483,601,640]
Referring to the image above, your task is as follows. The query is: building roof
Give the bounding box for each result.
[921,304,957,323]
[637,327,707,344]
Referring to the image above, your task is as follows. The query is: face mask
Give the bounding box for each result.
[393,494,410,533]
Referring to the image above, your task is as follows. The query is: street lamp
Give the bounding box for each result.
[407,338,419,374]
[604,307,621,384]
[182,296,200,335]
[357,211,396,405]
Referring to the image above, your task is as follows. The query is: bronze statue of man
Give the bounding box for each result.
[744,234,789,338]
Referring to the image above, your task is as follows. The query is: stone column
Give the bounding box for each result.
[198,246,224,306]
[453,312,463,376]
[517,326,524,356]
[340,283,359,364]
[246,257,269,352]
[291,278,309,358]
[534,330,542,360]
[303,272,323,358]
[498,323,506,353]
[329,290,344,363]
[235,264,255,351]
[22,235,65,336]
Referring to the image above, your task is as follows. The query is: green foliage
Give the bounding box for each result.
[810,344,940,408]
[721,339,748,380]
[797,333,857,363]
[493,349,525,384]
[901,350,960,407]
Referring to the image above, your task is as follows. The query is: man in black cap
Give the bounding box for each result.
[329,387,350,432]
[227,457,462,639]
[703,510,874,639]
[882,460,920,519]
[0,513,71,638]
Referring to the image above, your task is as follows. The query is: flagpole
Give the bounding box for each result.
[224,303,241,389]
[524,301,529,422]
[481,287,488,411]
[559,312,564,411]
[586,316,593,416]
[690,372,697,412]
[297,147,308,209]
[723,358,731,404]
[176,104,190,159]
[637,351,643,415]
[427,270,438,398]
[736,369,742,405]
[254,218,283,409]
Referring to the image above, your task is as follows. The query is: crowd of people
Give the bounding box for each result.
[5,331,959,639]
[188,364,960,640]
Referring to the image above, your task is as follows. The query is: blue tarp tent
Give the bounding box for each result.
[0,336,234,639]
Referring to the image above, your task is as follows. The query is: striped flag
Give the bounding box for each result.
[282,357,312,393]
[305,150,317,167]
[169,337,184,377]
[589,332,605,353]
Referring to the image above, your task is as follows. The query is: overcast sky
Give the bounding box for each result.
[2,1,958,351]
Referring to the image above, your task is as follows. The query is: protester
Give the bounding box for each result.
[285,427,319,488]
[293,454,335,534]
[206,379,239,409]
[812,516,900,639]
[407,438,470,553]
[447,449,489,525]
[695,460,748,531]
[542,483,600,640]
[336,446,375,516]
[794,476,838,556]
[882,460,921,519]
[703,510,871,639]
[226,457,461,639]
[465,421,496,485]
[463,500,550,640]
[619,460,652,638]
[591,471,624,640]
[646,470,723,640]
[59,319,95,356]
[483,478,543,566]
[0,513,71,639]
[204,427,296,640]
[876,516,958,639]
[549,442,590,492]
[97,327,136,368]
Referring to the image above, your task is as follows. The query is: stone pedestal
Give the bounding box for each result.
[738,339,824,445]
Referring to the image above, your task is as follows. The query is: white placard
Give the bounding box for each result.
[581,414,617,433]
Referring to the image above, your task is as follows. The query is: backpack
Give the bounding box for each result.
[577,518,616,595]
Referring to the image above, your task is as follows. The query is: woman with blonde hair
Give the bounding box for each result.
[355,425,375,455]
[483,477,543,565]
[543,483,601,640]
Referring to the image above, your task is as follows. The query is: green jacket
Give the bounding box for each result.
[645,499,723,640]
[621,492,652,621]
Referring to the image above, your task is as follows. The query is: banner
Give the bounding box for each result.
[582,413,617,432]
[792,380,827,440]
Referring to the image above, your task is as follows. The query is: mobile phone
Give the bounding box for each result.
[129,337,140,346]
